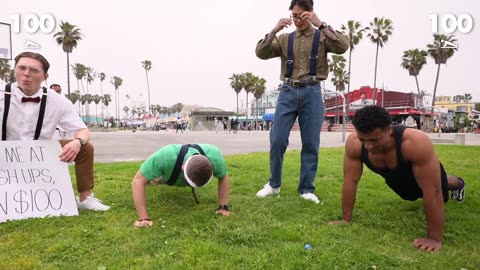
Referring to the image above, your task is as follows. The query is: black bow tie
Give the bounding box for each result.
[21,96,41,103]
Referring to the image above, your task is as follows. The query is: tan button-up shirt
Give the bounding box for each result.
[255,24,349,81]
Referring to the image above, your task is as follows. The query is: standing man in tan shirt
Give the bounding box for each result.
[255,0,349,203]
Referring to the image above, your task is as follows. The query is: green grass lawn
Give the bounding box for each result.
[1,145,479,269]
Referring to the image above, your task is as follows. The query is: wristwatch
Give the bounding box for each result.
[319,22,328,30]
[75,138,87,146]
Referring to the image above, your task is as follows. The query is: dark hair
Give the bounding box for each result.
[14,52,50,73]
[289,0,314,11]
[50,84,60,89]
[185,155,213,187]
[352,105,391,133]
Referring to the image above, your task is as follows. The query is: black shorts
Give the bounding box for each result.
[386,163,449,203]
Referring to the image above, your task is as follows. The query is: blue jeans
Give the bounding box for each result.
[268,83,324,193]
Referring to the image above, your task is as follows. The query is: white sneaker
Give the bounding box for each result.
[76,194,110,211]
[256,183,280,198]
[300,193,320,204]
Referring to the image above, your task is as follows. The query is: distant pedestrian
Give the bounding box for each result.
[176,117,183,133]
[223,119,228,133]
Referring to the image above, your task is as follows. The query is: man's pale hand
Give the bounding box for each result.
[299,11,321,27]
[271,18,292,33]
[413,238,442,252]
[133,219,153,228]
[59,140,81,162]
[215,209,230,216]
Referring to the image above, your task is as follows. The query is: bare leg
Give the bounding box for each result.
[447,175,463,190]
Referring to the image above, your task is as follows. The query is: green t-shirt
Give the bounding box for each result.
[140,144,227,187]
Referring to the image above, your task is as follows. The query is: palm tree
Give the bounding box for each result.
[0,59,11,83]
[253,77,267,122]
[102,94,112,126]
[228,73,244,114]
[464,93,472,103]
[366,17,393,104]
[400,49,428,96]
[340,20,366,115]
[111,76,123,126]
[54,21,82,95]
[427,34,457,127]
[172,103,184,114]
[328,55,347,123]
[141,60,152,117]
[242,72,256,120]
[92,94,101,125]
[83,93,93,124]
[85,67,95,93]
[453,94,463,103]
[400,49,428,130]
[123,106,129,122]
[79,94,87,121]
[99,72,106,124]
[71,63,86,93]
[84,67,95,125]
[66,90,81,108]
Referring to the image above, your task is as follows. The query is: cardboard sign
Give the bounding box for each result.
[0,140,79,223]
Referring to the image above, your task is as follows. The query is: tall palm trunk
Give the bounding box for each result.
[414,75,420,95]
[115,90,118,127]
[66,52,71,95]
[145,70,151,117]
[430,63,442,129]
[100,82,104,125]
[246,93,249,121]
[414,75,425,131]
[334,91,339,124]
[373,42,380,105]
[236,93,239,114]
[346,48,353,120]
[86,80,90,126]
[95,104,98,125]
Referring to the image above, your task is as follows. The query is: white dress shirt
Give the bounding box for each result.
[0,83,86,140]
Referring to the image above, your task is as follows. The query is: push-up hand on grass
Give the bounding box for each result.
[132,144,231,227]
[329,106,465,252]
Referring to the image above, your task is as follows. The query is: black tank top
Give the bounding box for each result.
[360,125,422,200]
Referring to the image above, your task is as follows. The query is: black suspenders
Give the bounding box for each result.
[2,84,48,140]
[309,30,321,77]
[166,144,207,204]
[284,29,322,79]
[2,84,12,140]
[285,32,295,79]
[167,144,206,186]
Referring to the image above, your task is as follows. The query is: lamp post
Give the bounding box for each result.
[324,89,347,143]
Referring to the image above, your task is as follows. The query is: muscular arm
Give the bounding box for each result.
[330,133,363,224]
[132,170,153,227]
[341,134,364,222]
[403,129,444,251]
[216,174,230,216]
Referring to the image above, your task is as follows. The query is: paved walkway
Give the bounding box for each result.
[91,130,480,163]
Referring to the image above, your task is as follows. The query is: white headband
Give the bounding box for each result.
[184,155,213,188]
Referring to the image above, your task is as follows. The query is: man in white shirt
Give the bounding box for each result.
[0,51,109,211]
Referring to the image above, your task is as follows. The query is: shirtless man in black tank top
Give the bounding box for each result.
[330,105,465,252]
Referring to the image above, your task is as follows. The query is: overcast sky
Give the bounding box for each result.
[1,0,478,113]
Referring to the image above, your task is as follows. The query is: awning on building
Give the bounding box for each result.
[388,109,423,115]
[263,113,275,121]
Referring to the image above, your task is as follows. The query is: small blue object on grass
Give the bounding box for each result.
[304,244,312,250]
